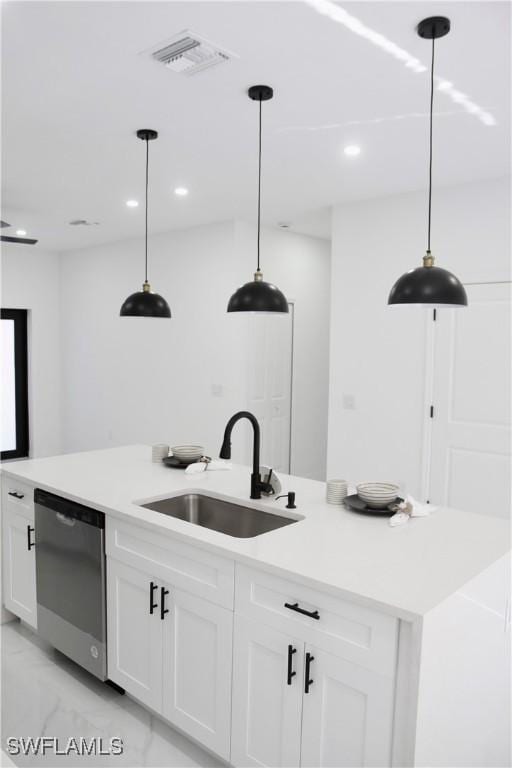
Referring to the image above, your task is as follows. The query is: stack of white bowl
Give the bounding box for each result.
[356,482,399,509]
[171,445,204,464]
[152,443,169,462]
[326,479,348,504]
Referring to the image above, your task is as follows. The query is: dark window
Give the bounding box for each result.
[1,309,29,460]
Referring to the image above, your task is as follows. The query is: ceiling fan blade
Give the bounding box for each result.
[1,235,38,245]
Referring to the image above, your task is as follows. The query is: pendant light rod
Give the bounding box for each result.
[136,129,157,283]
[257,97,262,272]
[417,15,450,258]
[427,36,434,252]
[248,84,273,274]
[144,135,149,283]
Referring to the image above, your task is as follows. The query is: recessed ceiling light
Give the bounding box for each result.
[126,200,139,208]
[15,229,27,236]
[174,187,189,197]
[344,145,361,157]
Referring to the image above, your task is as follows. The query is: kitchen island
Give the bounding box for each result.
[2,445,510,767]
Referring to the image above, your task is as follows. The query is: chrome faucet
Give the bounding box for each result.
[219,411,272,499]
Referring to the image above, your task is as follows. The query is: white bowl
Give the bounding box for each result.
[356,482,399,509]
[171,445,204,461]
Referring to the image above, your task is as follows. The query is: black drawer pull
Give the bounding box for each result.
[149,581,158,614]
[287,644,297,685]
[284,602,320,620]
[8,491,24,499]
[160,587,170,620]
[27,525,35,551]
[305,652,314,694]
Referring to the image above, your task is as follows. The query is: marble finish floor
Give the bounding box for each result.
[1,621,224,767]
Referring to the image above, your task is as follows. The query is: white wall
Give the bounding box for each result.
[1,244,62,457]
[327,176,511,496]
[59,221,330,478]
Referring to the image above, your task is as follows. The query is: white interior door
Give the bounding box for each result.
[247,309,293,473]
[428,283,511,516]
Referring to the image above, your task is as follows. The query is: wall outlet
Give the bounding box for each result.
[342,393,355,410]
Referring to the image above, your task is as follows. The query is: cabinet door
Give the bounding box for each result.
[231,615,304,768]
[106,559,162,710]
[162,587,233,760]
[300,646,394,768]
[2,506,37,628]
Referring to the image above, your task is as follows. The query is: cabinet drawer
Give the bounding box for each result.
[106,518,234,609]
[2,478,34,520]
[235,565,397,676]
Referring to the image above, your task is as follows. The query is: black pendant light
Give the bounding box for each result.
[120,129,171,318]
[388,17,467,308]
[227,85,289,314]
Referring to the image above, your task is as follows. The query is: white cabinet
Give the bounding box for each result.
[232,566,397,768]
[231,616,304,768]
[2,485,37,629]
[300,646,395,768]
[106,559,162,710]
[162,587,233,757]
[107,556,233,760]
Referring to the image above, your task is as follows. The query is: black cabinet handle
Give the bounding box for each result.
[149,581,158,614]
[287,644,297,685]
[160,587,170,620]
[27,525,35,551]
[284,602,320,621]
[9,491,24,499]
[305,652,314,694]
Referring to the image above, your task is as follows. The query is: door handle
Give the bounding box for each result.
[305,652,314,694]
[27,525,35,551]
[160,587,170,620]
[287,644,297,685]
[149,581,158,615]
[8,490,24,499]
[284,602,320,621]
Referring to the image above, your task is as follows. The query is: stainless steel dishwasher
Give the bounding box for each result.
[34,489,107,680]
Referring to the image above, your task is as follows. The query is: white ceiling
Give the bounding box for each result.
[1,0,510,250]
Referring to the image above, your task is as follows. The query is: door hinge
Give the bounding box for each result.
[433,309,437,321]
[430,405,434,418]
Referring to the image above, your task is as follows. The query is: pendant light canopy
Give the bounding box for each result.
[388,17,467,308]
[227,85,289,314]
[120,129,171,318]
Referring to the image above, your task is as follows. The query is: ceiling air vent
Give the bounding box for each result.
[147,31,236,76]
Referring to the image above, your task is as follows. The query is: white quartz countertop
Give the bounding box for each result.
[2,445,509,620]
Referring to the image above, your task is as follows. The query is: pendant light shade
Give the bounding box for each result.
[120,129,171,318]
[388,17,467,308]
[228,85,289,314]
[388,265,469,307]
[227,271,289,313]
[120,283,171,317]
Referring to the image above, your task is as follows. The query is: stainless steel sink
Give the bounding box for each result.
[140,493,299,538]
